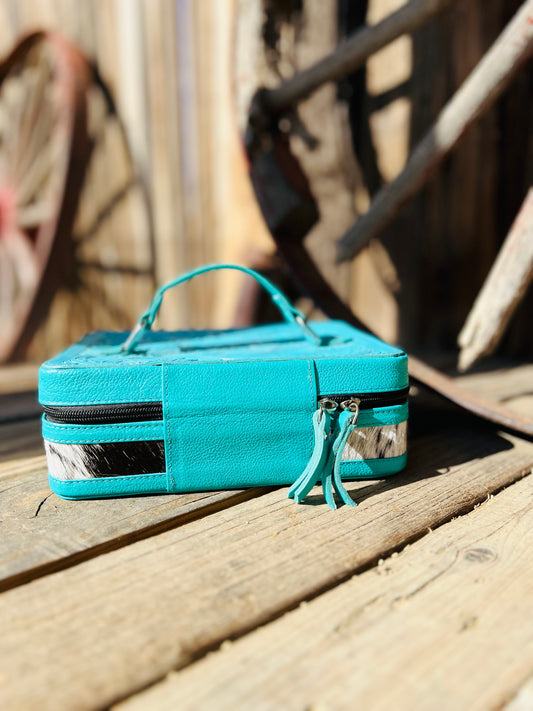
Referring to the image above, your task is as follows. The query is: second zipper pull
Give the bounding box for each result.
[328,399,360,509]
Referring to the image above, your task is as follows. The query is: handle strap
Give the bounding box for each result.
[121,263,321,353]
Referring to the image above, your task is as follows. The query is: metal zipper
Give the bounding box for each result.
[43,402,163,425]
[319,387,409,410]
[43,387,408,425]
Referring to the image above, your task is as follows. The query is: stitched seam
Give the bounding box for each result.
[340,453,407,465]
[49,473,166,484]
[45,353,407,368]
[42,420,162,434]
[360,404,407,414]
[341,449,407,462]
[44,436,163,445]
[308,360,317,457]
[356,418,407,426]
[164,364,174,491]
[356,407,408,423]
[43,424,162,433]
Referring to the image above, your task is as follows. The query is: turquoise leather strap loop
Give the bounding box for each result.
[121,263,321,353]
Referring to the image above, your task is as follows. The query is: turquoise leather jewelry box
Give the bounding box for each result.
[39,265,408,509]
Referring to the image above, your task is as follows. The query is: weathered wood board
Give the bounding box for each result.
[1,419,532,710]
[504,676,533,711]
[456,363,533,417]
[116,474,533,711]
[0,436,260,591]
[0,363,38,393]
[0,419,43,462]
[0,364,40,422]
[0,392,41,424]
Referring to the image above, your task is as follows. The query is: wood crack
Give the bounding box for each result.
[32,493,52,518]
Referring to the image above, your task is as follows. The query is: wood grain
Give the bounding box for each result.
[504,676,533,711]
[1,421,532,710]
[336,0,533,262]
[0,363,38,394]
[458,189,533,371]
[0,456,262,591]
[0,391,40,424]
[0,418,43,462]
[116,474,533,711]
[455,363,533,403]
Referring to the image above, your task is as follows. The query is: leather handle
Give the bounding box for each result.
[120,263,322,353]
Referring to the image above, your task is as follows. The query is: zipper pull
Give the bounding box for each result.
[287,398,338,504]
[329,399,360,509]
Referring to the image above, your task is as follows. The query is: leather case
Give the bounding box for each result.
[39,264,408,509]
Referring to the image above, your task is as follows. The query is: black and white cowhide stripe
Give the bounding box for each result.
[45,422,407,480]
[341,422,407,461]
[44,440,165,480]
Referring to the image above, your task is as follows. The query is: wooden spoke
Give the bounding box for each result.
[16,201,55,229]
[0,33,88,362]
[0,32,155,362]
[79,261,154,276]
[74,177,139,245]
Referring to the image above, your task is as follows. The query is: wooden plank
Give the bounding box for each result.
[290,0,355,309]
[456,363,533,402]
[0,418,43,462]
[115,474,533,711]
[142,0,186,328]
[0,449,263,591]
[0,391,40,424]
[1,421,532,710]
[0,363,38,394]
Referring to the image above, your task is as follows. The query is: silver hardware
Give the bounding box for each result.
[319,398,339,412]
[318,397,338,422]
[120,321,145,353]
[341,398,360,411]
[341,398,360,424]
[295,315,322,346]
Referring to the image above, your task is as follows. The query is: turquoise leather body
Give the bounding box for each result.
[39,265,408,502]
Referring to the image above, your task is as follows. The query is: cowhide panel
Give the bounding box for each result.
[44,440,165,480]
[45,421,407,480]
[341,422,407,461]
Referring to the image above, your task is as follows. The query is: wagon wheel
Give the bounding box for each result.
[29,63,156,361]
[0,32,156,362]
[0,31,90,361]
[237,4,533,438]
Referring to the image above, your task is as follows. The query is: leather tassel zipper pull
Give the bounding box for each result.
[288,398,338,504]
[329,399,360,509]
[321,400,360,509]
[288,398,360,509]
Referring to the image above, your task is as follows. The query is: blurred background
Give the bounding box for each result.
[0,0,531,365]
